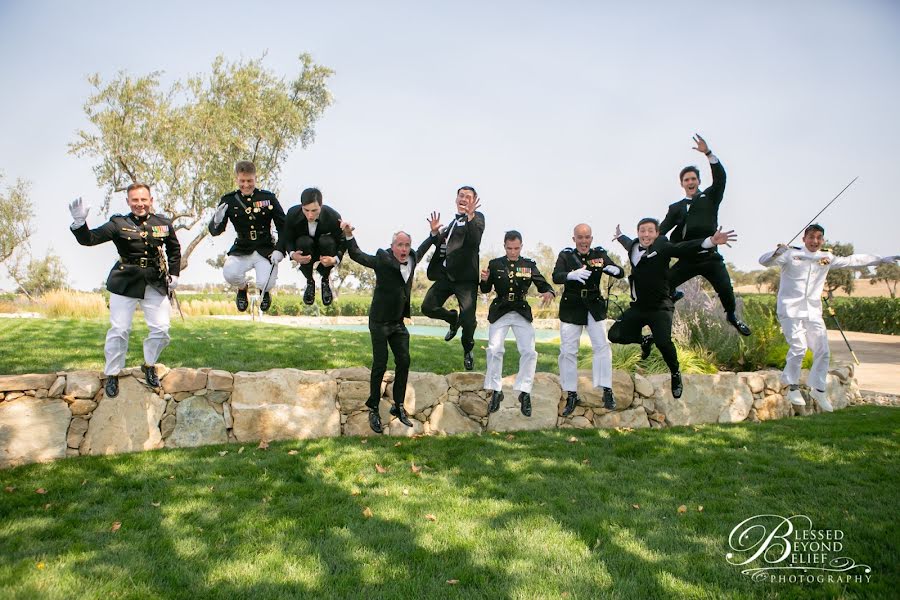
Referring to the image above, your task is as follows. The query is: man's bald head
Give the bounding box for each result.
[572,223,593,254]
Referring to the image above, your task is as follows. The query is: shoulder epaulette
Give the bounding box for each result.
[592,245,606,253]
[561,247,575,254]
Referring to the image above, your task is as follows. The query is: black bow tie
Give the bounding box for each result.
[400,261,409,266]
[638,246,648,253]
[455,213,467,221]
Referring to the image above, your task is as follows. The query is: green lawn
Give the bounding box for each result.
[1,407,896,599]
[0,318,575,376]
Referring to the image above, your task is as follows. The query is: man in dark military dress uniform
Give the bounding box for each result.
[340,215,438,434]
[208,161,286,312]
[68,183,182,398]
[277,187,346,306]
[479,231,555,416]
[421,186,485,371]
[609,218,736,399]
[552,224,625,416]
[659,134,751,336]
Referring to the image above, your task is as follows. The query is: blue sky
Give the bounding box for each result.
[1,0,898,290]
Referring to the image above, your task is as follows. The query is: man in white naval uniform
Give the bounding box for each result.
[759,223,897,412]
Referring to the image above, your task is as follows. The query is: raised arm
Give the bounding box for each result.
[71,220,117,247]
[829,253,894,269]
[694,134,726,203]
[208,199,229,236]
[759,245,792,267]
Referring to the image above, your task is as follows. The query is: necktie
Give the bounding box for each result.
[638,246,647,253]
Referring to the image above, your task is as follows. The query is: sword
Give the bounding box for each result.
[157,246,185,322]
[787,176,858,246]
[822,295,859,365]
[261,261,277,294]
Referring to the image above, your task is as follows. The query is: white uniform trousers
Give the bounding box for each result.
[223,251,278,292]
[779,316,829,391]
[105,288,171,376]
[483,311,538,393]
[559,314,612,392]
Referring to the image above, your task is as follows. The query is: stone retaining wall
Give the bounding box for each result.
[0,364,862,469]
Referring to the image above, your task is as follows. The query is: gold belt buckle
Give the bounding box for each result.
[580,289,588,298]
[507,293,517,302]
[250,231,258,240]
[139,258,148,268]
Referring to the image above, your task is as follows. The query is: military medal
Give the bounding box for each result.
[254,207,260,213]
[245,207,252,214]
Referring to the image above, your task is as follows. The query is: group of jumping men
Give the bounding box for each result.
[69,134,897,433]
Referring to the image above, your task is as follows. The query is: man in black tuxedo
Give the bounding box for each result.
[341,215,438,434]
[608,218,736,398]
[659,134,751,336]
[422,186,485,370]
[277,187,346,306]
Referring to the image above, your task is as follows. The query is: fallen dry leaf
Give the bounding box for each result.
[582,459,590,465]
[394,442,402,447]
[351,489,361,496]
[567,436,578,443]
[36,562,45,570]
[287,450,298,455]
[151,501,161,507]
[35,488,47,495]
[4,486,14,493]
[362,506,374,518]
[375,463,387,474]
[677,505,687,514]
[360,439,368,444]
[168,475,175,480]
[218,451,229,456]
[446,579,459,585]
[110,521,121,532]
[424,514,437,521]
[632,504,641,510]
[505,434,515,441]
[257,440,269,450]
[238,446,245,454]
[410,462,422,474]
[43,503,52,510]
[81,479,88,486]
[698,505,704,512]
[402,489,409,496]
[262,496,271,503]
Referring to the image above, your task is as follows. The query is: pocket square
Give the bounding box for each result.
[646,251,658,258]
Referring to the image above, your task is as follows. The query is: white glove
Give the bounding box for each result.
[168,276,179,290]
[69,197,90,228]
[212,203,228,226]
[773,244,789,257]
[602,265,622,276]
[270,250,285,265]
[566,267,591,283]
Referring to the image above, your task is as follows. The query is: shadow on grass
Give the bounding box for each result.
[1,405,896,598]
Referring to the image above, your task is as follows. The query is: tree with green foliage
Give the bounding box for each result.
[0,175,32,265]
[870,261,900,298]
[756,268,780,293]
[13,252,69,298]
[824,241,855,298]
[70,53,333,270]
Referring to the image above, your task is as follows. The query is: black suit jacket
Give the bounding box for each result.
[347,235,435,322]
[426,211,485,283]
[208,188,285,257]
[277,204,346,261]
[616,234,705,309]
[480,256,554,323]
[659,159,726,244]
[72,213,181,299]
[551,246,624,324]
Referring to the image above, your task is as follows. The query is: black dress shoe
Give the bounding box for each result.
[444,310,460,341]
[368,409,383,434]
[303,281,316,305]
[640,335,654,360]
[321,277,333,306]
[488,390,503,413]
[463,350,474,371]
[142,364,160,388]
[389,404,413,427]
[104,375,119,398]
[602,387,616,410]
[727,313,752,337]
[562,391,579,416]
[260,291,272,312]
[671,371,683,399]
[235,288,249,312]
[519,392,532,417]
[671,290,685,303]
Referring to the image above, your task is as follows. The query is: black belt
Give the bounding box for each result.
[235,231,271,241]
[578,288,601,298]
[505,293,524,302]
[119,256,159,268]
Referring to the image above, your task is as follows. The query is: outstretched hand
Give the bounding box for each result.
[692,133,710,155]
[426,211,442,234]
[69,197,90,224]
[711,226,737,247]
[612,224,622,240]
[466,197,481,221]
[339,219,354,237]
